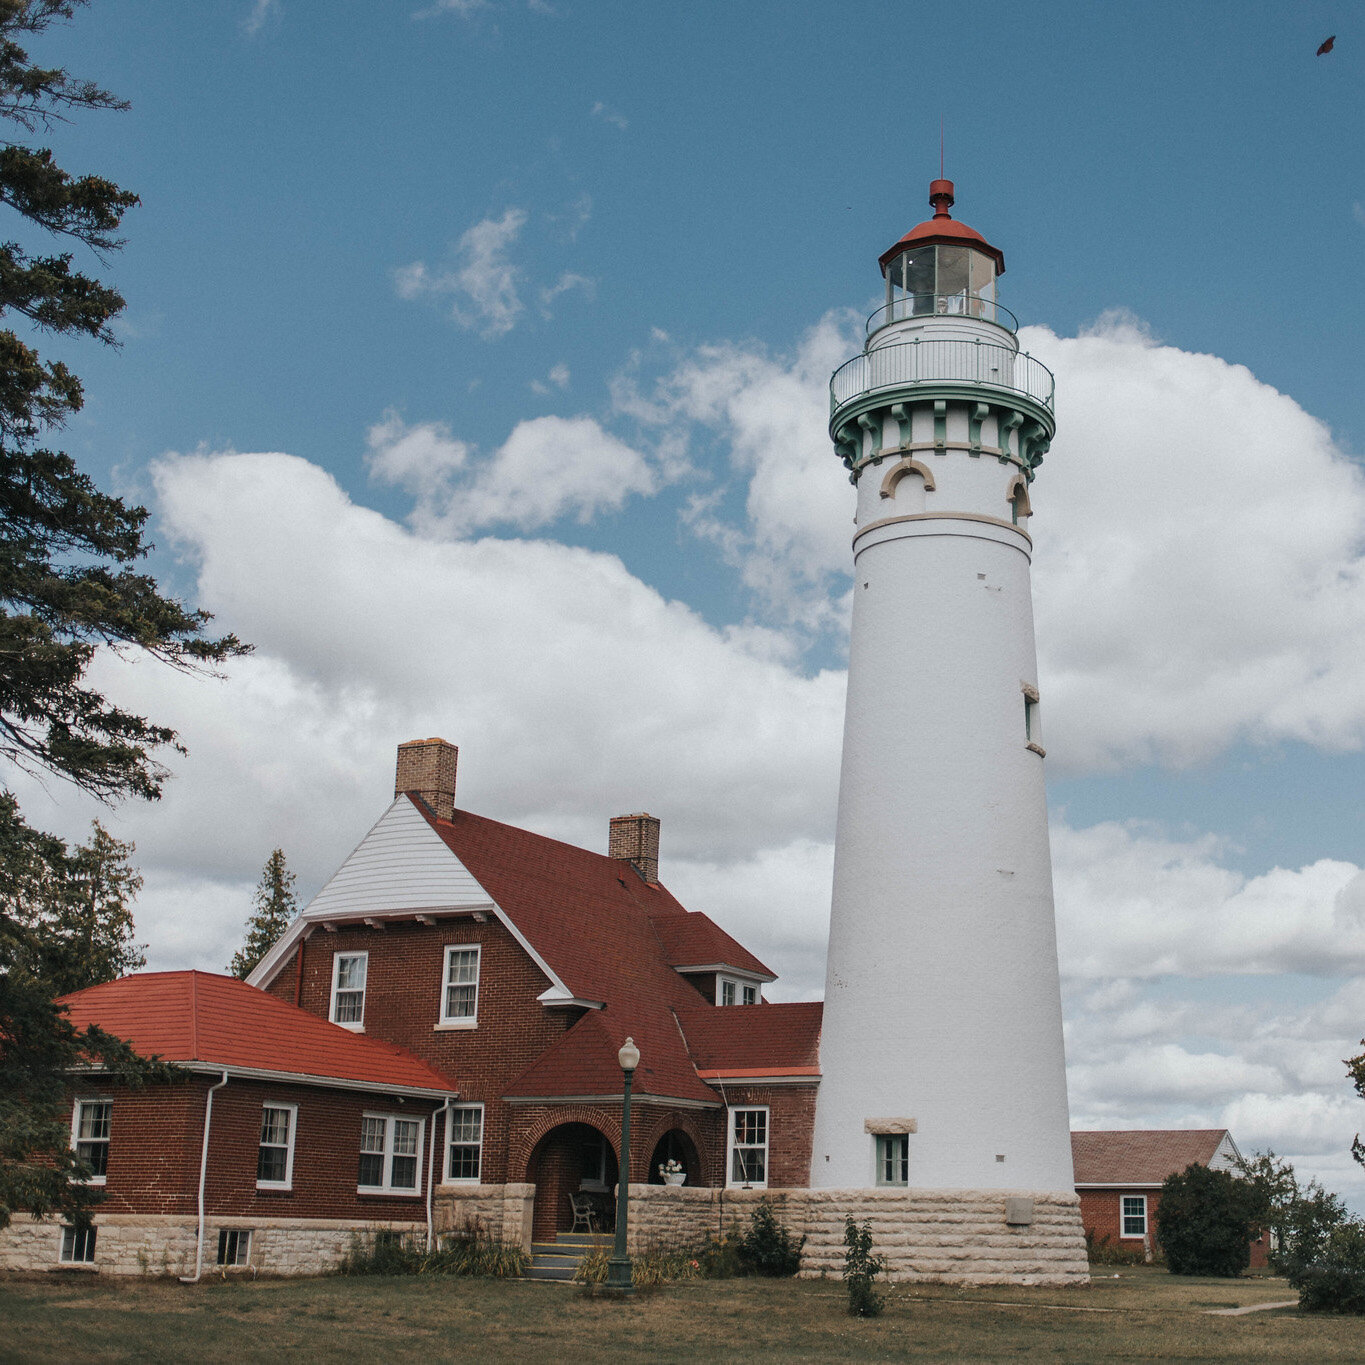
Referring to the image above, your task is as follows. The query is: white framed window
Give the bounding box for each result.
[60,1224,97,1264]
[330,951,368,1029]
[358,1113,425,1194]
[875,1134,909,1186]
[439,945,480,1026]
[217,1229,251,1266]
[727,1106,768,1188]
[444,1104,484,1183]
[719,976,758,1006]
[1121,1194,1147,1239]
[71,1099,111,1184]
[257,1103,297,1190]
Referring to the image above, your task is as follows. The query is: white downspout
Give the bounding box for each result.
[427,1098,453,1251]
[180,1071,229,1284]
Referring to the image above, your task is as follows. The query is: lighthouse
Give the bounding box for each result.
[810,181,1075,1197]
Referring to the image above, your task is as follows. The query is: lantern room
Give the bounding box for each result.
[876,180,1010,329]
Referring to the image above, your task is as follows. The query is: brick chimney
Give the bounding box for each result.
[609,812,660,884]
[395,738,458,822]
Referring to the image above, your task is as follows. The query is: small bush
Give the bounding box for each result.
[1285,1220,1365,1315]
[694,1233,743,1279]
[843,1216,886,1317]
[1085,1228,1155,1267]
[736,1199,805,1276]
[337,1223,526,1278]
[1156,1163,1257,1277]
[573,1242,700,1288]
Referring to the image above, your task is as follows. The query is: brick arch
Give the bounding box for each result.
[510,1106,621,1182]
[640,1109,712,1187]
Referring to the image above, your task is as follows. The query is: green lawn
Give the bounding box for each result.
[1,1266,1358,1363]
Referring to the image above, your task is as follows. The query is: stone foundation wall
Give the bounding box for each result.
[0,1212,424,1278]
[433,1184,535,1253]
[624,1185,1089,1286]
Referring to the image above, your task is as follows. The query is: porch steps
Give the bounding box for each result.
[525,1231,613,1282]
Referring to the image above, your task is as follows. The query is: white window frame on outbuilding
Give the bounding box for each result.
[444,1104,484,1183]
[330,951,368,1029]
[71,1098,112,1185]
[256,1103,298,1190]
[439,945,481,1027]
[1120,1193,1148,1239]
[358,1113,425,1195]
[727,1105,769,1189]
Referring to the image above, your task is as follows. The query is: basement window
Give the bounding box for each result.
[217,1229,251,1267]
[330,951,368,1029]
[1121,1194,1148,1239]
[359,1114,424,1195]
[59,1224,97,1265]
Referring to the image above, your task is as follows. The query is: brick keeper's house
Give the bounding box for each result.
[1,738,822,1277]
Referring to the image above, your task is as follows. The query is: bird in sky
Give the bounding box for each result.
[1317,35,1336,55]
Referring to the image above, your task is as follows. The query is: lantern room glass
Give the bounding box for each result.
[885,243,997,320]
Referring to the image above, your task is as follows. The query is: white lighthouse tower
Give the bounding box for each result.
[811,181,1075,1198]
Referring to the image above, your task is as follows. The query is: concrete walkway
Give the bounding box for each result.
[1204,1299,1298,1315]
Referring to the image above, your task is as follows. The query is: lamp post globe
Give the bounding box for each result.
[606,1037,638,1294]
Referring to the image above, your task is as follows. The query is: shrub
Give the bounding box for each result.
[1085,1228,1155,1267]
[695,1233,743,1279]
[1284,1219,1365,1315]
[736,1198,805,1276]
[1155,1163,1258,1277]
[573,1242,700,1288]
[337,1223,526,1277]
[843,1216,886,1317]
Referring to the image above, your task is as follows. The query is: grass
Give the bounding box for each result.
[1,1265,1358,1363]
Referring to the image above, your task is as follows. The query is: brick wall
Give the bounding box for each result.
[720,1084,817,1188]
[66,1075,442,1223]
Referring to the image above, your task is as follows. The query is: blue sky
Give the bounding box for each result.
[13,1,1365,1206]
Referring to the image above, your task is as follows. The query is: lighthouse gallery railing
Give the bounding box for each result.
[830,339,1055,415]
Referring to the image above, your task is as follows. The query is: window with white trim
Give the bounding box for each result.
[330,951,368,1028]
[445,1105,483,1183]
[719,976,758,1006]
[440,945,480,1026]
[60,1224,97,1264]
[217,1229,251,1266]
[875,1134,909,1186]
[358,1114,424,1194]
[1121,1194,1147,1239]
[71,1099,111,1183]
[257,1104,297,1189]
[727,1106,768,1188]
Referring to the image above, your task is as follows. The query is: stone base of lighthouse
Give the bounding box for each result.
[624,1184,1090,1285]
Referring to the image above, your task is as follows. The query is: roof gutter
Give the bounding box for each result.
[180,1070,229,1284]
[172,1061,458,1102]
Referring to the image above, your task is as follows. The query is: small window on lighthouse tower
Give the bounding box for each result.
[875,1134,909,1186]
[1022,683,1044,754]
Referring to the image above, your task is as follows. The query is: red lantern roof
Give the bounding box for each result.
[878,179,1006,277]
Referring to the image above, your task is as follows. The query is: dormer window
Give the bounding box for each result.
[719,975,758,1006]
[330,952,367,1029]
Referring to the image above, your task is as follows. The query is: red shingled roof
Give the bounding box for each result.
[58,971,459,1097]
[1071,1130,1233,1186]
[676,1002,821,1077]
[648,911,774,980]
[409,803,815,1103]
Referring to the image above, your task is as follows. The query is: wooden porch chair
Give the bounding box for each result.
[568,1192,600,1234]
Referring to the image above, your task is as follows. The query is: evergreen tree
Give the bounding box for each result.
[0,0,246,1232]
[229,848,298,979]
[1155,1162,1259,1277]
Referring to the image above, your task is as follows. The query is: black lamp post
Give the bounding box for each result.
[605,1036,639,1294]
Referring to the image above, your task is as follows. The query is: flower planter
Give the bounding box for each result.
[663,1173,687,1186]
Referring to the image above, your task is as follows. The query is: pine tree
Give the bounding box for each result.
[230,848,298,979]
[0,0,247,1233]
